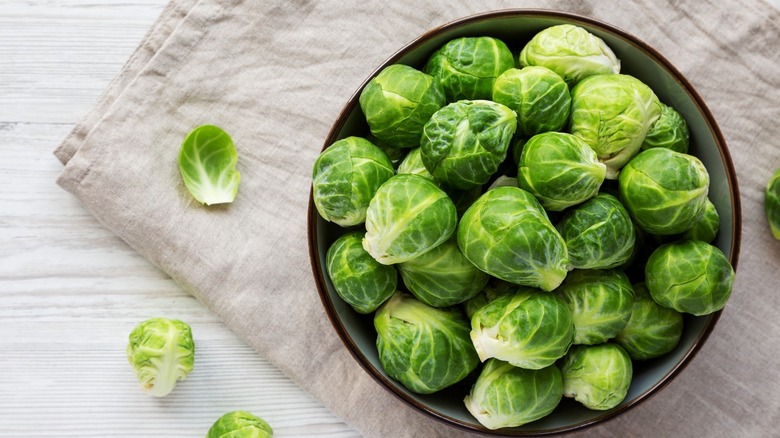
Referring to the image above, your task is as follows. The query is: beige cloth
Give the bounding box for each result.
[56,0,780,436]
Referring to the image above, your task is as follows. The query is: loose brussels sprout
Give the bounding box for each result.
[207,411,273,438]
[421,100,517,190]
[645,240,735,316]
[424,36,514,102]
[396,147,435,181]
[615,283,683,360]
[458,186,569,291]
[517,132,606,211]
[641,103,690,153]
[126,317,194,397]
[492,66,571,137]
[326,231,397,314]
[178,125,240,206]
[618,148,710,235]
[560,343,633,411]
[311,136,395,227]
[375,292,479,394]
[518,24,621,86]
[463,278,517,319]
[765,167,780,239]
[464,359,563,429]
[556,193,636,270]
[363,174,457,265]
[359,64,446,148]
[470,288,574,370]
[398,238,489,307]
[557,269,634,345]
[678,198,720,243]
[570,74,662,179]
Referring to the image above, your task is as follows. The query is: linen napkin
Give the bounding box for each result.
[57,0,780,436]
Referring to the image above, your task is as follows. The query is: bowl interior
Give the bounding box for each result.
[308,9,741,436]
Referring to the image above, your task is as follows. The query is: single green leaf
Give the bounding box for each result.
[178,125,240,205]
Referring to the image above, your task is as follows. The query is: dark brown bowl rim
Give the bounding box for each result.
[307,8,742,436]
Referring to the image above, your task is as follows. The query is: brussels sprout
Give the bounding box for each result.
[557,269,634,345]
[641,103,690,153]
[178,125,240,206]
[359,64,446,148]
[424,36,514,102]
[366,133,408,169]
[311,136,395,227]
[470,288,574,369]
[207,411,273,438]
[645,240,735,316]
[448,186,484,217]
[126,317,194,397]
[458,186,569,291]
[464,359,563,429]
[396,147,435,181]
[363,174,457,265]
[398,238,489,307]
[517,132,606,211]
[375,292,479,394]
[560,343,633,411]
[678,198,720,243]
[618,148,710,235]
[570,74,662,179]
[518,24,621,86]
[326,231,397,314]
[463,278,517,319]
[765,167,780,239]
[486,175,518,191]
[421,100,517,190]
[492,66,571,137]
[556,193,636,269]
[615,283,683,360]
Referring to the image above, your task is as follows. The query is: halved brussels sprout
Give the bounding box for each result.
[424,36,514,102]
[560,343,633,411]
[678,198,720,243]
[470,288,574,370]
[363,174,457,265]
[518,24,620,86]
[464,359,563,429]
[618,148,710,235]
[421,100,517,190]
[375,292,479,394]
[492,66,571,137]
[765,167,780,240]
[570,74,662,179]
[311,136,395,227]
[517,132,606,211]
[645,240,735,316]
[326,231,397,314]
[615,283,683,360]
[556,269,634,345]
[457,186,569,291]
[398,238,489,307]
[641,103,690,153]
[556,193,636,270]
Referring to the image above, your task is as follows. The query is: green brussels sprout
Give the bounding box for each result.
[326,231,397,314]
[470,288,574,369]
[570,74,662,179]
[560,343,633,410]
[424,36,514,102]
[557,269,634,345]
[517,132,606,211]
[421,100,517,190]
[618,148,710,235]
[398,238,489,307]
[178,125,240,206]
[375,292,479,394]
[396,147,435,181]
[615,283,683,360]
[311,136,395,227]
[457,186,569,291]
[678,198,720,243]
[207,411,273,438]
[556,193,636,270]
[363,174,457,265]
[487,175,518,191]
[126,317,194,397]
[464,359,563,429]
[359,64,446,148]
[463,278,517,320]
[641,103,690,153]
[765,167,780,240]
[492,66,571,137]
[645,240,735,316]
[518,24,621,86]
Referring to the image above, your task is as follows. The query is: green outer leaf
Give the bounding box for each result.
[126,317,195,397]
[614,283,683,360]
[206,411,273,438]
[765,166,780,240]
[178,125,241,205]
[560,343,633,410]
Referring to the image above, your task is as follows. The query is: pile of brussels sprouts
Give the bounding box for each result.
[312,24,735,430]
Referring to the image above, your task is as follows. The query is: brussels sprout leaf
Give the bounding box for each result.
[178,125,241,205]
